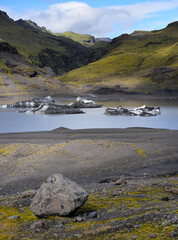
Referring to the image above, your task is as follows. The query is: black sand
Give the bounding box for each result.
[0,127,178,196]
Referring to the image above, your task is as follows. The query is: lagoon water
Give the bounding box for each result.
[0,99,178,133]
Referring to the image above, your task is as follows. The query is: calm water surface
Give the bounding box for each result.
[0,99,178,133]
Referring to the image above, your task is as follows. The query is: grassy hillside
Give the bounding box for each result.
[56,32,112,47]
[59,22,178,94]
[56,31,96,47]
[0,11,92,75]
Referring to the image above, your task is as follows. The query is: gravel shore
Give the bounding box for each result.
[0,127,178,195]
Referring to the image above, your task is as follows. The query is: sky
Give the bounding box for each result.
[0,0,178,38]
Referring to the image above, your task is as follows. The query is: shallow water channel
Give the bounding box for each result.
[0,98,178,133]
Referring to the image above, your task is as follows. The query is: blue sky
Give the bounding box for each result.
[0,0,178,38]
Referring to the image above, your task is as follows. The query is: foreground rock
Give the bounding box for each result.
[1,96,54,108]
[69,97,102,108]
[105,105,160,116]
[30,174,89,217]
[24,103,84,114]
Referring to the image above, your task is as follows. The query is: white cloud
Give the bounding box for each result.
[115,0,178,19]
[7,1,178,37]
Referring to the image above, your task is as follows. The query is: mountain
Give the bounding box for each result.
[0,10,177,96]
[0,11,92,75]
[59,21,178,95]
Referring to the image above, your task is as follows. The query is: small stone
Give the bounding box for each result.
[115,175,126,185]
[161,220,171,226]
[74,234,82,238]
[21,189,36,198]
[53,233,58,238]
[112,189,123,196]
[74,216,84,222]
[171,216,178,224]
[8,215,20,220]
[30,220,47,230]
[58,224,64,229]
[76,216,83,222]
[88,211,97,218]
[149,233,157,238]
[132,236,138,239]
[161,196,169,201]
[171,188,178,195]
[133,224,139,228]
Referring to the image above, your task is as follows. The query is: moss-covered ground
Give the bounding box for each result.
[0,175,177,240]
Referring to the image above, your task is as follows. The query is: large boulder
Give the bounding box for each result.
[30,174,89,217]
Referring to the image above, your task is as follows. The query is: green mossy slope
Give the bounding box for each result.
[59,22,178,94]
[56,31,96,47]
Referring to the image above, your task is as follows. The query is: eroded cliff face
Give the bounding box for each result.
[0,41,78,96]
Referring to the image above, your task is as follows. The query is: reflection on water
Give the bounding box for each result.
[0,99,178,133]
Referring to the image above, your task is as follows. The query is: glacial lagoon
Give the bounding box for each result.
[0,98,178,133]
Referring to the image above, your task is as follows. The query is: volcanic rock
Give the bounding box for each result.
[30,174,88,217]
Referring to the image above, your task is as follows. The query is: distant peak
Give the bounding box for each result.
[16,19,25,23]
[0,10,10,20]
[16,19,43,31]
[166,21,178,29]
